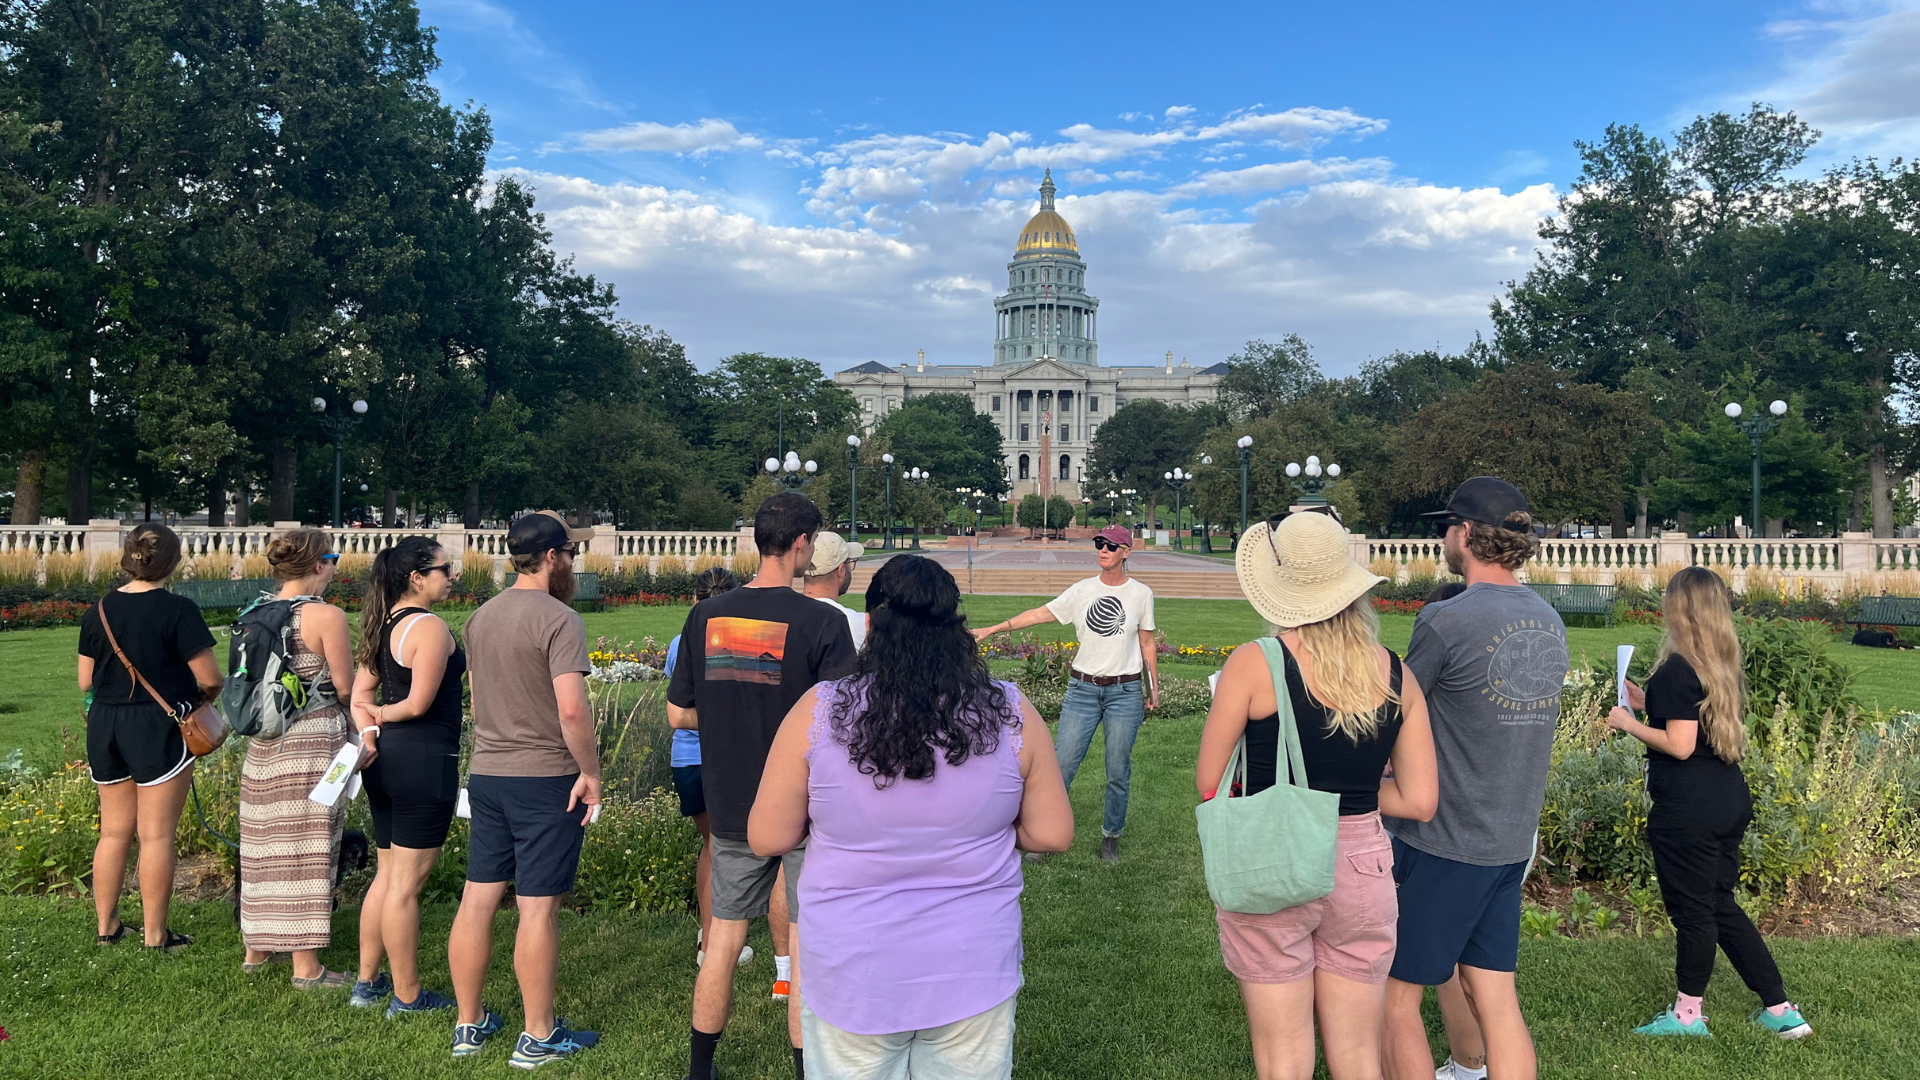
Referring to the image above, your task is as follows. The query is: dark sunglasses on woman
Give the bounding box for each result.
[1092,538,1125,552]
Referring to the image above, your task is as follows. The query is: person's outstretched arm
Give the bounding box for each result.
[971,605,1057,641]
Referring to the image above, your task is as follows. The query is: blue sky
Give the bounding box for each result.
[421,0,1920,374]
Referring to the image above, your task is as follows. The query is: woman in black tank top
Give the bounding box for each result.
[1198,511,1439,1080]
[347,537,467,1013]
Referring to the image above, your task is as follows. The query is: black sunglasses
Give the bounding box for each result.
[418,563,452,577]
[1092,538,1125,552]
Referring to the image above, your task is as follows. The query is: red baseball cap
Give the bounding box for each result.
[1095,524,1133,548]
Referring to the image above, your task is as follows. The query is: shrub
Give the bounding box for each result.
[0,601,91,631]
[574,789,700,913]
[1738,616,1858,755]
[651,565,695,601]
[453,560,496,604]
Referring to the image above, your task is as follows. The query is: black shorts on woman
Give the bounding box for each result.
[363,606,466,850]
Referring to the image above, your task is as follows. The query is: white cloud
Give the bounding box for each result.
[1166,158,1390,198]
[1164,105,1196,118]
[1196,107,1388,147]
[1740,2,1920,160]
[571,118,762,154]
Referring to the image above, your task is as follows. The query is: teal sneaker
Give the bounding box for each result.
[387,987,455,1020]
[452,1008,505,1057]
[1751,1004,1812,1040]
[1634,1008,1711,1037]
[509,1021,600,1069]
[349,972,393,1009]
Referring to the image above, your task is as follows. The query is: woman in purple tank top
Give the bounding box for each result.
[751,555,1074,1079]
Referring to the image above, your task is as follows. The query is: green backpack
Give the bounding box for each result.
[1195,637,1340,914]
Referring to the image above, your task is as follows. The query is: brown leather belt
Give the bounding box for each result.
[1069,670,1142,686]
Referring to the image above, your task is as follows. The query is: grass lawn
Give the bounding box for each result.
[4,595,1915,771]
[3,711,1918,1078]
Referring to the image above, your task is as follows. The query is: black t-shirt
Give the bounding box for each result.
[1242,640,1405,816]
[1642,654,1746,801]
[667,585,857,840]
[79,589,218,710]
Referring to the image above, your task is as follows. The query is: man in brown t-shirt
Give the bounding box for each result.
[446,511,601,1067]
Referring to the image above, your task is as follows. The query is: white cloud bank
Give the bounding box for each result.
[510,106,1555,372]
[1742,1,1920,162]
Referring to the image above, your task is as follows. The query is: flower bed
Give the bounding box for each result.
[0,600,91,631]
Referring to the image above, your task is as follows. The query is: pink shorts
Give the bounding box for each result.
[1215,812,1398,985]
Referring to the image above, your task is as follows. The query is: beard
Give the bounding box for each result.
[1443,530,1466,576]
[547,560,577,603]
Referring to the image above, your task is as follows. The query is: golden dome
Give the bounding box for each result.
[1015,170,1077,256]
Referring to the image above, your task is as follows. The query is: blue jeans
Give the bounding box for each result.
[1054,677,1147,838]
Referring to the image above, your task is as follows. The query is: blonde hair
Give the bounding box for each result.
[1463,511,1539,570]
[1659,566,1749,764]
[267,528,333,581]
[1288,596,1399,742]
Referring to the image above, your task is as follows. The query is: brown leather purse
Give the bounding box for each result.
[99,597,229,757]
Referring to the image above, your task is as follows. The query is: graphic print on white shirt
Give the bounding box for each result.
[1046,576,1155,677]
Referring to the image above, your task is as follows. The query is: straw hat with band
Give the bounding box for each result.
[1234,512,1384,629]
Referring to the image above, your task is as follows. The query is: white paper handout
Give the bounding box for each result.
[308,738,363,807]
[455,786,472,819]
[1208,670,1221,697]
[1616,644,1636,709]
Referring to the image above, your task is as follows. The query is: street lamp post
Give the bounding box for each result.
[1284,455,1342,507]
[765,451,818,490]
[846,435,862,545]
[881,453,895,550]
[1199,454,1214,553]
[314,396,368,529]
[1164,467,1191,550]
[1236,435,1254,540]
[907,467,928,548]
[1727,400,1788,538]
[1120,488,1137,536]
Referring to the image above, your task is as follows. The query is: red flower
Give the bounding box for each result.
[0,1025,10,1041]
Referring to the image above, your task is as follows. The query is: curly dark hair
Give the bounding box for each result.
[826,555,1015,788]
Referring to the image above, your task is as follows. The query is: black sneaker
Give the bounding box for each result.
[1100,836,1119,863]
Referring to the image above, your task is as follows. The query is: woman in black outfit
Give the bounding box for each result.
[1608,566,1810,1040]
[347,536,466,1015]
[79,523,222,951]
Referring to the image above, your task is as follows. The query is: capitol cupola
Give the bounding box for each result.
[995,170,1099,365]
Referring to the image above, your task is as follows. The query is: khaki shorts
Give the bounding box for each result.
[1216,812,1398,984]
[801,995,1015,1080]
[710,836,804,922]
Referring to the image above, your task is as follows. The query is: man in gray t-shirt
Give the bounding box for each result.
[1382,477,1566,1080]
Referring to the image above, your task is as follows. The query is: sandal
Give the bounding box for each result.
[242,951,291,974]
[96,920,138,946]
[144,929,193,953]
[290,968,351,990]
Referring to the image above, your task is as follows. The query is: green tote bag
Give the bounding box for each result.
[1195,637,1340,914]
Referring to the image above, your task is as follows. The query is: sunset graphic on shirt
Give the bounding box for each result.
[705,617,788,685]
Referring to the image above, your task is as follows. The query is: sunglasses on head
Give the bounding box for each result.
[1092,538,1126,552]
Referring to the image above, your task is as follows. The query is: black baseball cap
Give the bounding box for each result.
[508,510,594,556]
[1422,477,1531,530]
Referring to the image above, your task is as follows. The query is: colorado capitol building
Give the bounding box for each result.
[835,171,1224,502]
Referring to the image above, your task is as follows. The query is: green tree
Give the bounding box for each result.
[874,393,1007,498]
[1218,336,1324,421]
[702,354,858,490]
[1086,400,1220,535]
[1654,402,1843,533]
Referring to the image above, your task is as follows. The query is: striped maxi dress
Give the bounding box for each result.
[239,603,349,952]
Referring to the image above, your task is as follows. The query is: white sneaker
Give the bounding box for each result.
[695,944,756,968]
[1437,1060,1487,1080]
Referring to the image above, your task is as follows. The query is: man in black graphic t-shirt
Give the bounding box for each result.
[669,493,855,1080]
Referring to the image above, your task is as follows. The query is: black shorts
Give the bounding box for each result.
[1387,837,1528,985]
[672,764,706,818]
[87,701,192,787]
[362,734,459,849]
[466,773,586,897]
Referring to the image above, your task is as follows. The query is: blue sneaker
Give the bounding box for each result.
[1751,1004,1812,1040]
[387,987,455,1020]
[509,1021,600,1069]
[348,973,393,1009]
[452,1008,505,1057]
[1634,1007,1711,1037]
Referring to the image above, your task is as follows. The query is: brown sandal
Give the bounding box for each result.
[242,951,290,974]
[291,968,351,990]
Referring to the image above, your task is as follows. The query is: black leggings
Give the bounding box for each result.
[1648,795,1786,1006]
[362,736,459,850]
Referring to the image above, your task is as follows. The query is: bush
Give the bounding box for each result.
[650,565,695,601]
[453,561,496,605]
[0,600,91,631]
[574,789,700,913]
[1738,616,1859,755]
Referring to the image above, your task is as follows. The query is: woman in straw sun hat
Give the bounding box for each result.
[1199,511,1437,1080]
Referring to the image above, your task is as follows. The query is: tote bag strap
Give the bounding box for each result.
[1253,637,1311,791]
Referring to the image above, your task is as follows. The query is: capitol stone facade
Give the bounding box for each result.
[835,171,1223,502]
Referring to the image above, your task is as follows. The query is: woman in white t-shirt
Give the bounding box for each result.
[971,524,1156,862]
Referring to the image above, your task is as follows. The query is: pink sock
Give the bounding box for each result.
[1674,992,1703,1025]
[1766,1002,1791,1017]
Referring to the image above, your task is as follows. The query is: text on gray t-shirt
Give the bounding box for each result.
[1384,583,1568,866]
